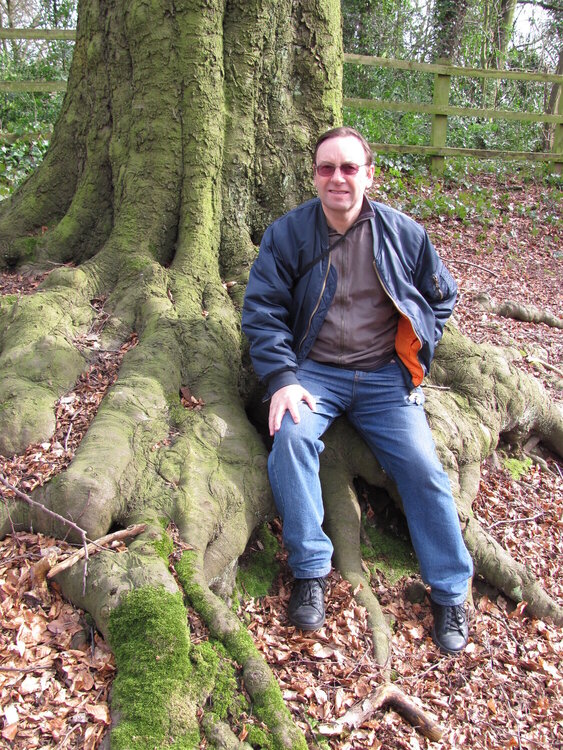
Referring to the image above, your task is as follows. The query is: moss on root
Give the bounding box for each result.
[361,517,418,586]
[152,526,175,563]
[191,640,249,722]
[237,524,280,599]
[175,551,308,750]
[108,587,199,749]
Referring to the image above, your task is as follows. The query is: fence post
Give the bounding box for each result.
[430,60,451,175]
[553,86,563,175]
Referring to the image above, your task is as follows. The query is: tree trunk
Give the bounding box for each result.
[490,0,517,70]
[0,0,561,746]
[430,0,470,62]
[542,42,563,150]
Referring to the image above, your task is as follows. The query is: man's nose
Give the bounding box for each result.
[330,167,346,181]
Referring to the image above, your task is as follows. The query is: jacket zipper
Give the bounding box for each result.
[372,257,424,390]
[298,254,332,352]
[369,207,424,351]
[372,258,422,346]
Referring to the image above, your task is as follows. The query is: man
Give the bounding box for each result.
[242,127,473,654]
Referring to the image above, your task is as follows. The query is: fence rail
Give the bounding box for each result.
[344,53,563,83]
[1,30,562,171]
[0,28,75,40]
[0,28,73,95]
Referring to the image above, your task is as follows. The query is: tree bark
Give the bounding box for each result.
[542,43,563,150]
[0,0,561,746]
[490,0,517,70]
[430,0,470,62]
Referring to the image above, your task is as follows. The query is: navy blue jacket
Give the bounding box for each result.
[242,197,457,394]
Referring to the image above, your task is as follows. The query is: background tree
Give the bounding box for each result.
[430,0,471,61]
[0,0,561,747]
[342,0,562,159]
[490,0,518,68]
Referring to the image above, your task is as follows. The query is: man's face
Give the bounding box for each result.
[313,135,374,225]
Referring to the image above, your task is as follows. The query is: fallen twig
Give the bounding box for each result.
[448,258,499,277]
[47,523,147,579]
[0,474,90,593]
[487,512,544,530]
[317,683,443,741]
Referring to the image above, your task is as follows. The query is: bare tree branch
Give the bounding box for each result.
[0,473,90,592]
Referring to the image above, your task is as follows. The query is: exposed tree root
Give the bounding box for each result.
[1,0,561,745]
[477,293,563,329]
[176,552,309,750]
[320,443,393,668]
[463,515,563,625]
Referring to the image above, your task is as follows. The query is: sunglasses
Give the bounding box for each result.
[314,162,369,177]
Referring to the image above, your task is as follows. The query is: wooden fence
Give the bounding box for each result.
[1,29,562,173]
[344,53,563,173]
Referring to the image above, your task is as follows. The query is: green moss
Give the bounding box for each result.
[192,640,249,722]
[152,528,174,562]
[20,235,41,261]
[503,455,533,481]
[246,725,273,749]
[175,552,306,750]
[174,551,205,602]
[123,255,154,274]
[108,586,199,749]
[0,296,17,319]
[361,519,417,585]
[238,524,280,598]
[247,680,308,750]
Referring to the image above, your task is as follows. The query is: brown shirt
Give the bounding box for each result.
[309,201,399,370]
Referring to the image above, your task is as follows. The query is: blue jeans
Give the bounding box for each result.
[268,358,473,605]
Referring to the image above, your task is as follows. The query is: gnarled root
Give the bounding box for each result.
[318,682,443,741]
[464,515,563,625]
[176,552,309,750]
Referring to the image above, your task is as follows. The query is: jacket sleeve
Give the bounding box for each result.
[241,225,301,393]
[413,230,457,345]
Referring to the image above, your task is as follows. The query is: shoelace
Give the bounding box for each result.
[445,604,466,632]
[296,579,326,608]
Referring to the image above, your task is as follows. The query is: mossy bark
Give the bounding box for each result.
[0,0,341,744]
[0,0,561,744]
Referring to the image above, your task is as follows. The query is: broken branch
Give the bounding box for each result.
[47,523,147,579]
[1,473,91,594]
[317,683,443,741]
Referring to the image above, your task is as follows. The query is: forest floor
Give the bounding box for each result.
[0,169,561,749]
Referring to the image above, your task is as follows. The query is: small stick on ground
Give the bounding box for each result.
[318,683,443,741]
[47,523,147,579]
[1,474,90,593]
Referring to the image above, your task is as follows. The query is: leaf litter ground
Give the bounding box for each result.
[0,172,561,749]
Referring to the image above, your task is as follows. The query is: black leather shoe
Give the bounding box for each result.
[431,602,469,654]
[288,577,327,630]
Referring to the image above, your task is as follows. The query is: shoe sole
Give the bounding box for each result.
[289,615,326,631]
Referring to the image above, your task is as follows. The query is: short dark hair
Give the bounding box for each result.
[313,127,374,166]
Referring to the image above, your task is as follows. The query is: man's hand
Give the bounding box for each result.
[269,384,316,436]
